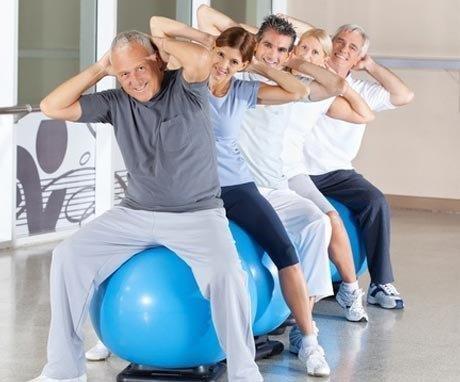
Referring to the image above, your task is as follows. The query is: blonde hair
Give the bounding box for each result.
[299,28,333,57]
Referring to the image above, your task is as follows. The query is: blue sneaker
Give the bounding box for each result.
[367,283,404,309]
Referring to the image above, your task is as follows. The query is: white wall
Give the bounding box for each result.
[287,0,460,199]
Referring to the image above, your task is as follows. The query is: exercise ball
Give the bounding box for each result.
[229,222,290,336]
[90,243,258,369]
[327,198,368,282]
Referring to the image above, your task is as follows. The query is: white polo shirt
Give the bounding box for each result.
[237,72,297,190]
[282,96,335,179]
[303,75,395,175]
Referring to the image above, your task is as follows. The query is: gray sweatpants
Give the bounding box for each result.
[41,206,262,382]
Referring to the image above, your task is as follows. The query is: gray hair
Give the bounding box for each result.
[110,30,157,54]
[333,24,370,56]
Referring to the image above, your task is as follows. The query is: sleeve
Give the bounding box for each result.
[357,80,396,112]
[175,69,209,107]
[235,80,261,109]
[77,90,119,124]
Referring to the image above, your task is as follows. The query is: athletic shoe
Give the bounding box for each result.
[298,344,331,377]
[367,283,404,309]
[288,323,318,354]
[336,286,369,322]
[85,340,111,361]
[27,374,87,382]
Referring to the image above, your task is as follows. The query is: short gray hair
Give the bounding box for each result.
[333,24,370,56]
[110,30,157,54]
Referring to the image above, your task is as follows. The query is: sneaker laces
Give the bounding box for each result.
[381,283,400,296]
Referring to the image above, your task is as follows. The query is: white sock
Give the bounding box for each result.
[302,334,318,349]
[342,280,359,292]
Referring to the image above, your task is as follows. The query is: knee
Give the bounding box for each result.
[52,239,77,270]
[365,188,389,214]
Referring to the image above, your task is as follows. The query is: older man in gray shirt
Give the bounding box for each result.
[30,31,262,382]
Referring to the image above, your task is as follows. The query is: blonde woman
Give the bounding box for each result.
[282,28,374,329]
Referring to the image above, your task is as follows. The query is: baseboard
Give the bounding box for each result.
[386,194,460,214]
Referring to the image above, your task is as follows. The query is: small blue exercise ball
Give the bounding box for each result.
[229,222,290,336]
[327,198,367,282]
[89,224,262,369]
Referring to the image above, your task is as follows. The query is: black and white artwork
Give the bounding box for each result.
[16,114,96,236]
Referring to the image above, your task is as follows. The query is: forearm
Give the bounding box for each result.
[277,13,315,37]
[253,63,307,98]
[150,16,214,48]
[287,58,346,97]
[366,61,414,106]
[40,63,106,115]
[342,86,374,121]
[197,4,238,35]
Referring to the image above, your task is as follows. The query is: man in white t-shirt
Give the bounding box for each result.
[304,24,414,309]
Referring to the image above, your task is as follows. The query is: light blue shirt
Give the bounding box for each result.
[208,78,260,187]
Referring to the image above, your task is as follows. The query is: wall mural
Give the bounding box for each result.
[16,113,96,237]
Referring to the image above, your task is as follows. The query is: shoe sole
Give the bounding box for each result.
[307,370,331,377]
[85,353,111,362]
[367,296,404,309]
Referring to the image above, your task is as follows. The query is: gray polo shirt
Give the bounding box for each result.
[78,69,222,212]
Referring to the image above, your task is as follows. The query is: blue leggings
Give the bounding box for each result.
[221,182,299,270]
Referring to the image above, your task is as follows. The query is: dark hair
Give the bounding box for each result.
[215,26,256,62]
[256,15,297,51]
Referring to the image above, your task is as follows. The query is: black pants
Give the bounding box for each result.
[221,182,298,270]
[310,170,394,284]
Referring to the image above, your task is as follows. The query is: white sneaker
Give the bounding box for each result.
[298,344,331,377]
[367,283,404,309]
[28,374,87,382]
[85,340,111,361]
[336,286,369,322]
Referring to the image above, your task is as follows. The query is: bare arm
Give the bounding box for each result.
[354,55,414,106]
[197,4,238,35]
[277,13,315,37]
[285,57,346,101]
[40,52,111,121]
[326,86,375,124]
[248,61,308,105]
[151,36,210,83]
[197,4,257,36]
[150,16,215,49]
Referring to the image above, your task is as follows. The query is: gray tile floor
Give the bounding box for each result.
[1,209,459,382]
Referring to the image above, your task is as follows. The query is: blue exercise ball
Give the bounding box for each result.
[89,224,261,369]
[229,222,290,336]
[327,198,367,282]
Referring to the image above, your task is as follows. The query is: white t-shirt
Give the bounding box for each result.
[303,75,395,175]
[237,71,296,190]
[282,96,335,179]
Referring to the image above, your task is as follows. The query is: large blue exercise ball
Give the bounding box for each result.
[327,198,368,282]
[229,222,290,336]
[89,243,258,369]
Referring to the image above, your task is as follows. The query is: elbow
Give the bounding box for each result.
[40,98,52,118]
[363,111,375,123]
[197,4,209,21]
[403,90,415,105]
[392,89,415,107]
[150,16,163,34]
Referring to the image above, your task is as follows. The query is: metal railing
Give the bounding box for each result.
[0,104,41,122]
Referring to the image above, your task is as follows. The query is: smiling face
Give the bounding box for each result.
[330,29,365,72]
[111,42,163,102]
[294,35,327,67]
[254,29,292,70]
[211,45,248,82]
